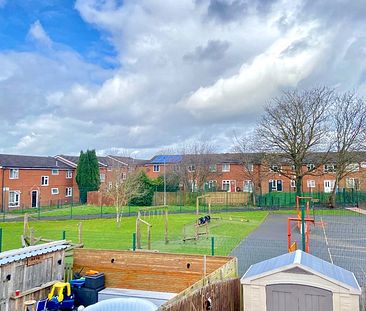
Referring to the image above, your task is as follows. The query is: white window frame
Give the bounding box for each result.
[51,188,59,195]
[9,169,19,179]
[222,180,230,191]
[41,176,49,186]
[66,170,73,179]
[9,190,20,207]
[153,165,160,172]
[290,180,296,188]
[307,180,316,188]
[346,177,358,189]
[270,165,280,172]
[222,164,230,172]
[52,169,59,175]
[122,172,127,180]
[324,164,336,173]
[361,162,366,168]
[307,163,315,171]
[209,164,217,172]
[188,165,196,172]
[65,187,73,197]
[207,180,217,189]
[243,180,253,193]
[269,179,283,192]
[324,180,335,193]
[100,173,106,182]
[346,163,359,172]
[247,163,254,172]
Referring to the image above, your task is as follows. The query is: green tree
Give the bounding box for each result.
[76,149,101,203]
[128,170,155,206]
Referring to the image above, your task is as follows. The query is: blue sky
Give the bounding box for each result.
[0,0,366,158]
[0,0,117,68]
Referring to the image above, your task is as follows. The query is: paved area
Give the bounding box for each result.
[231,213,366,286]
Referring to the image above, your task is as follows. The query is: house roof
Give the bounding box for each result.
[56,155,108,168]
[0,154,73,169]
[242,250,360,291]
[150,155,183,164]
[0,241,69,266]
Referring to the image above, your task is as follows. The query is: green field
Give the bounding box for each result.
[0,211,267,256]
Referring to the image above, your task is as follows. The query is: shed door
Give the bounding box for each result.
[266,284,332,311]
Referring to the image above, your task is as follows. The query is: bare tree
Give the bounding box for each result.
[233,134,270,204]
[178,142,216,192]
[328,92,366,206]
[256,87,333,197]
[104,168,140,227]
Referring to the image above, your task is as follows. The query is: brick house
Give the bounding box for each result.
[145,152,366,194]
[0,154,77,212]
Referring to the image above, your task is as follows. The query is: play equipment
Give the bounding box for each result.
[288,196,316,253]
[46,282,74,310]
[136,206,168,250]
[183,195,212,242]
[21,214,83,254]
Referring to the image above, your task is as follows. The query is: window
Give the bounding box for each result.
[307,164,315,171]
[243,180,253,193]
[108,182,113,189]
[290,180,296,188]
[65,187,73,197]
[173,165,180,172]
[222,180,230,191]
[9,169,19,179]
[209,164,217,172]
[9,191,20,207]
[270,165,280,172]
[188,165,196,172]
[346,178,359,189]
[324,164,336,173]
[247,163,254,172]
[100,173,106,182]
[346,163,359,172]
[52,169,59,175]
[153,165,160,172]
[66,170,72,179]
[307,180,315,188]
[324,180,335,193]
[41,176,49,186]
[269,179,283,192]
[122,173,127,180]
[222,164,230,172]
[189,180,198,192]
[51,188,59,195]
[207,180,217,190]
[361,162,366,168]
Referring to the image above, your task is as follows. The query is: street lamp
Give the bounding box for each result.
[163,158,167,206]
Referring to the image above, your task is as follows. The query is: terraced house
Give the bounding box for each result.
[145,153,366,194]
[0,154,77,212]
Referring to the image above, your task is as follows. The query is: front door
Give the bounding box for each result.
[31,190,38,208]
[230,180,236,192]
[266,284,333,311]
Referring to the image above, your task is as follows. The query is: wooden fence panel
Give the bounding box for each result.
[153,192,251,206]
[159,278,241,311]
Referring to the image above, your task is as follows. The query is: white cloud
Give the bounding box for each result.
[182,22,330,121]
[28,20,52,48]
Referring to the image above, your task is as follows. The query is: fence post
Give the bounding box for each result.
[301,203,305,252]
[62,230,66,240]
[132,232,136,251]
[70,204,73,219]
[38,205,41,220]
[0,228,2,252]
[211,236,215,256]
[128,205,131,217]
[100,204,103,218]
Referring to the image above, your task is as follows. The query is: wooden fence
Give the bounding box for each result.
[159,278,241,311]
[153,191,252,206]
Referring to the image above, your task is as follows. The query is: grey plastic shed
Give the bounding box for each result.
[241,250,361,311]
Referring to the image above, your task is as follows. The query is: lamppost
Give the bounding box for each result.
[163,158,167,206]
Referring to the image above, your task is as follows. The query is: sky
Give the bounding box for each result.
[1,0,366,159]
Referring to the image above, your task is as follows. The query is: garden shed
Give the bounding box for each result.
[241,250,361,311]
[0,241,69,311]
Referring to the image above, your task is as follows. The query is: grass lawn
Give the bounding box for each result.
[0,211,267,256]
